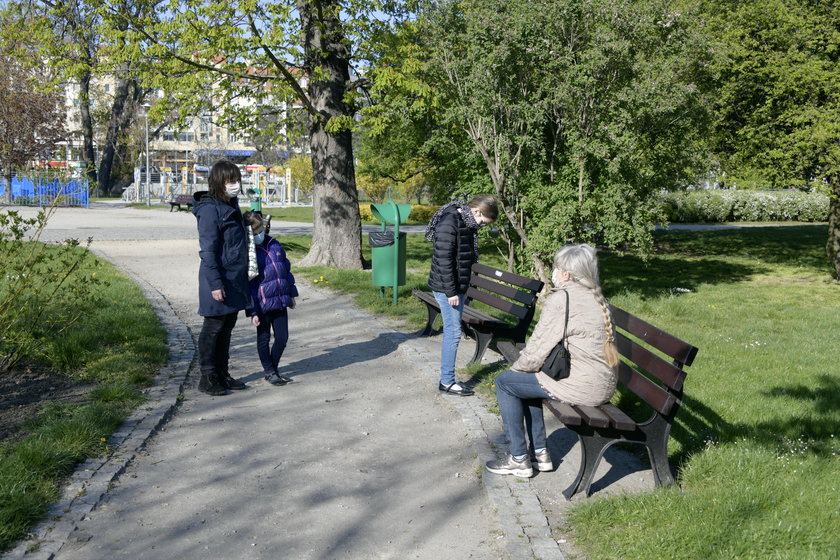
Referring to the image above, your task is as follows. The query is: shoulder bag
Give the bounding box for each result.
[541,290,570,380]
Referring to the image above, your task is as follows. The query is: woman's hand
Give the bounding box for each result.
[212,288,225,302]
[448,295,460,306]
[290,298,297,309]
[250,315,260,326]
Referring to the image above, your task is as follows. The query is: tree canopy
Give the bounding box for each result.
[704,0,840,277]
[365,0,713,279]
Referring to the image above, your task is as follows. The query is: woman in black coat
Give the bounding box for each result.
[193,160,252,395]
[425,194,498,396]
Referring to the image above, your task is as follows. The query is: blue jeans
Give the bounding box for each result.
[433,291,465,386]
[495,370,551,456]
[256,309,289,374]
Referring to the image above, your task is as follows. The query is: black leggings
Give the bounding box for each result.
[256,309,289,373]
[198,312,238,377]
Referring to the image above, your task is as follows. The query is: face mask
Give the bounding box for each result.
[225,182,241,197]
[253,232,265,245]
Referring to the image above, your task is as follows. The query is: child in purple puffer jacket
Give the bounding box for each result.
[244,211,299,386]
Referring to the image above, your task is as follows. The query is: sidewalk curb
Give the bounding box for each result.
[2,267,195,560]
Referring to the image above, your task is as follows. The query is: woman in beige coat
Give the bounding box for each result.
[486,244,619,478]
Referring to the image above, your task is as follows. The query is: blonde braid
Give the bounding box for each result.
[592,286,619,368]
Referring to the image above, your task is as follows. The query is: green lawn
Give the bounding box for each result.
[2,224,836,558]
[283,224,839,560]
[0,247,166,551]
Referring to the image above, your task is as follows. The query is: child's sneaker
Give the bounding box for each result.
[265,370,287,386]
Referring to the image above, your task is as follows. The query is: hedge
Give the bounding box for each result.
[660,190,829,223]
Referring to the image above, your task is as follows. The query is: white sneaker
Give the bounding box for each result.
[486,453,534,477]
[531,449,553,472]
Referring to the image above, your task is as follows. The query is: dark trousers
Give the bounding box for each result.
[256,308,289,374]
[198,312,238,378]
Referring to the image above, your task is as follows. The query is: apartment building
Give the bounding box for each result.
[57,74,308,178]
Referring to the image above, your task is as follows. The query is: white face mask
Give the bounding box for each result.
[225,182,241,197]
[552,268,569,287]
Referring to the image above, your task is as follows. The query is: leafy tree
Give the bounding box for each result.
[95,0,411,269]
[1,0,151,195]
[0,49,65,202]
[286,155,314,195]
[361,17,490,206]
[355,169,391,203]
[369,0,712,280]
[704,0,840,278]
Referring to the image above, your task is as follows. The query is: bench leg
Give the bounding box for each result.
[418,302,441,336]
[563,431,613,500]
[464,326,493,364]
[644,417,676,487]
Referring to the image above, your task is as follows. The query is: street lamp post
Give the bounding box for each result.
[143,103,151,206]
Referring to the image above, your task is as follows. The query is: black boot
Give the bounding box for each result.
[198,372,231,396]
[221,372,247,390]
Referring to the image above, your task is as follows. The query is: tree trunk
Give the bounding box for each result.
[78,70,97,189]
[97,72,132,196]
[3,170,12,205]
[827,180,840,280]
[296,0,362,269]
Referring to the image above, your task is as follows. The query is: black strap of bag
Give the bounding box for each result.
[541,289,571,380]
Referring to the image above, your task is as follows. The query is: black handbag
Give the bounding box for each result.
[541,290,570,380]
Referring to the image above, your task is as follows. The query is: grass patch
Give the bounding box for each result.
[568,225,839,560]
[284,224,839,559]
[0,251,166,551]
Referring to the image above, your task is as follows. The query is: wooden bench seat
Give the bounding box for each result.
[498,304,699,499]
[169,194,193,212]
[413,263,544,364]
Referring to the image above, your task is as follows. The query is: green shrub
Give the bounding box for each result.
[661,190,829,223]
[359,205,375,222]
[359,203,438,224]
[409,205,438,223]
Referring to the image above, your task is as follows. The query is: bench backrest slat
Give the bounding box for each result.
[471,263,544,292]
[464,263,544,322]
[615,331,687,392]
[610,305,698,367]
[617,361,678,416]
[469,274,540,307]
[465,287,530,319]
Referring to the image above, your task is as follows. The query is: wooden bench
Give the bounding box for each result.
[413,263,544,364]
[498,304,699,499]
[169,194,193,212]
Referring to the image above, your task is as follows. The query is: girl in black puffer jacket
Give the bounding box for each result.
[424,194,498,396]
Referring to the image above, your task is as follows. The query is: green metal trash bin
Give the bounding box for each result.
[369,200,411,304]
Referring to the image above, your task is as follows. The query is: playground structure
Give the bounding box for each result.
[0,176,90,208]
[122,165,307,207]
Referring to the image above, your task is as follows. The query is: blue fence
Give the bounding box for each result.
[0,177,90,208]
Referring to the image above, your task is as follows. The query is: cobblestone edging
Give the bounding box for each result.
[323,291,567,560]
[2,271,194,560]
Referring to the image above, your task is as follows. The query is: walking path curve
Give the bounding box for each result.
[4,204,655,560]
